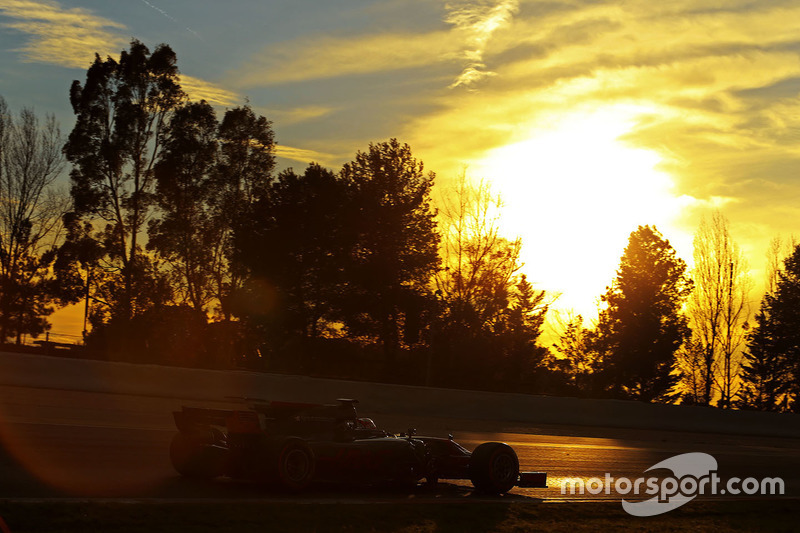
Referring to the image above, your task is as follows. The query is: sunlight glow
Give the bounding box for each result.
[475,106,690,321]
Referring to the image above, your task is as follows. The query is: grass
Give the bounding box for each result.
[0,499,798,533]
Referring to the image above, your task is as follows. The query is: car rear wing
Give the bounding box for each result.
[173,407,233,433]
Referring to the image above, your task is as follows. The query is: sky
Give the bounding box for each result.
[2,0,800,339]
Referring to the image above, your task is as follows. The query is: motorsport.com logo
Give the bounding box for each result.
[560,452,785,516]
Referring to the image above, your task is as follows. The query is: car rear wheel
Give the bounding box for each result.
[469,442,519,495]
[170,431,226,479]
[276,438,315,491]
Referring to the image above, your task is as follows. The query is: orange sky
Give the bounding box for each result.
[4,0,800,339]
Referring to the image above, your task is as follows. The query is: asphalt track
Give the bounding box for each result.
[1,383,798,505]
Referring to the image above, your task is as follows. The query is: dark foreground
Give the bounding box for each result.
[1,383,800,531]
[0,499,799,533]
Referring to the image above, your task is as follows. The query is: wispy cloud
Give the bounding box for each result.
[264,105,336,126]
[275,145,341,168]
[445,0,519,88]
[232,0,520,89]
[0,0,238,106]
[407,1,800,178]
[233,30,462,87]
[0,0,126,68]
[180,75,239,106]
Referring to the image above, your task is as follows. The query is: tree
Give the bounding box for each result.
[675,338,707,404]
[0,97,66,343]
[436,175,522,332]
[551,312,600,395]
[686,211,750,406]
[213,105,275,318]
[765,236,786,296]
[339,139,440,369]
[53,212,105,338]
[492,274,549,388]
[592,225,693,402]
[738,307,791,411]
[146,101,275,320]
[63,40,185,323]
[148,100,219,313]
[433,175,547,387]
[233,163,351,343]
[739,244,800,411]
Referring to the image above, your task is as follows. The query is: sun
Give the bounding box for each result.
[474,106,690,322]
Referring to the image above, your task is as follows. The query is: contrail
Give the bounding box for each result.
[139,0,202,40]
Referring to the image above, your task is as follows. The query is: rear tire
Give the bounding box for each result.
[170,431,225,479]
[469,442,519,495]
[276,438,315,491]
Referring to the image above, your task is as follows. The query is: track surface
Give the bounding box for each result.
[0,384,798,502]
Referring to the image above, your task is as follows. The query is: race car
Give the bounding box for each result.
[169,398,547,494]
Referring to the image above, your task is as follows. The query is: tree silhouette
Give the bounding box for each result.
[53,212,105,338]
[592,225,693,402]
[551,312,600,395]
[0,97,66,343]
[432,175,547,388]
[675,337,707,404]
[148,100,219,314]
[145,101,275,320]
[686,211,750,406]
[491,274,549,387]
[436,175,522,333]
[64,40,185,323]
[339,139,440,370]
[213,105,275,319]
[234,163,351,342]
[739,244,800,411]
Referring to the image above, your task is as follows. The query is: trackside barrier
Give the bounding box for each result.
[1,351,798,438]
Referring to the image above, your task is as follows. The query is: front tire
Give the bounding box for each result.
[469,442,519,495]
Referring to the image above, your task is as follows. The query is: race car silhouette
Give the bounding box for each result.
[170,398,547,494]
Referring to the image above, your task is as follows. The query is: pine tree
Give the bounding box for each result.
[592,226,693,402]
[338,139,440,370]
[738,244,800,411]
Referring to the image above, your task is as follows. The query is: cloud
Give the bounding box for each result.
[0,0,126,68]
[264,105,336,126]
[233,30,462,87]
[274,145,341,168]
[444,0,519,88]
[377,0,800,315]
[232,0,521,89]
[1,0,238,106]
[179,75,239,106]
[406,1,800,176]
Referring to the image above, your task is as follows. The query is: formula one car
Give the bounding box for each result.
[170,398,547,494]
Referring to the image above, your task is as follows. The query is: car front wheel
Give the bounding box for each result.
[469,442,519,495]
